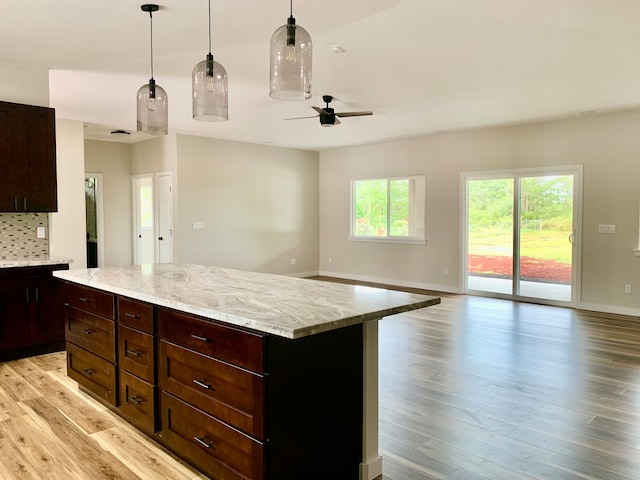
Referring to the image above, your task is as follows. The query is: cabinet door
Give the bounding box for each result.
[0,103,24,211]
[0,101,57,212]
[29,275,65,345]
[21,105,57,212]
[0,284,29,350]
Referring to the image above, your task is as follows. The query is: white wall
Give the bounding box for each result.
[175,135,319,275]
[49,119,86,269]
[84,140,133,266]
[319,110,640,315]
[0,64,49,106]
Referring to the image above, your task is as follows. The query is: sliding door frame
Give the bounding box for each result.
[461,165,583,307]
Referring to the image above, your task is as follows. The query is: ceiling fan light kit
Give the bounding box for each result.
[137,4,168,135]
[269,0,312,100]
[192,0,228,122]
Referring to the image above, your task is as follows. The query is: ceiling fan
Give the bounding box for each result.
[285,95,373,127]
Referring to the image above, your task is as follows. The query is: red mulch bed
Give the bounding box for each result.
[468,255,571,284]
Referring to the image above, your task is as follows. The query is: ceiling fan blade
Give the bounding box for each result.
[312,106,331,115]
[334,117,342,125]
[335,111,373,118]
[284,115,319,120]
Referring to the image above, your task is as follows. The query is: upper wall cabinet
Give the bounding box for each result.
[0,101,57,212]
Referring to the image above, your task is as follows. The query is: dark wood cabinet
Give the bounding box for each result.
[0,101,57,212]
[62,282,364,479]
[64,283,116,406]
[0,264,69,361]
[117,296,157,433]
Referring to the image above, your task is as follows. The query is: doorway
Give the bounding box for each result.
[463,166,582,305]
[84,173,104,268]
[132,172,174,265]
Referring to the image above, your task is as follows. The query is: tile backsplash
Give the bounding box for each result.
[0,213,49,259]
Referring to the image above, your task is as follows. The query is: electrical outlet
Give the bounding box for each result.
[625,284,632,294]
[192,222,205,230]
[290,258,296,265]
[443,267,449,275]
[36,226,46,239]
[598,224,616,234]
[328,257,333,264]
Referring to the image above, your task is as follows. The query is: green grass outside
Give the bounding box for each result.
[469,228,572,264]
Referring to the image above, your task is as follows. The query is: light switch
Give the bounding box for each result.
[192,222,205,230]
[598,224,616,234]
[36,226,46,239]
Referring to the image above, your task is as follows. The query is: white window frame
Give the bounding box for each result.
[349,175,426,244]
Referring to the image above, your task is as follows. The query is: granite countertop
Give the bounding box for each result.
[54,264,440,339]
[0,256,72,269]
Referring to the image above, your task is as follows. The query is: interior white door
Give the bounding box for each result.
[132,175,155,265]
[156,173,174,263]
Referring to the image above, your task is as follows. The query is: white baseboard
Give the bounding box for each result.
[360,455,383,480]
[287,270,320,278]
[577,302,640,318]
[318,270,462,294]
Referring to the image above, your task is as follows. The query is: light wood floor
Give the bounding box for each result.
[2,284,640,479]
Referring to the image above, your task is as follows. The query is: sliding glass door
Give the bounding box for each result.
[465,167,581,304]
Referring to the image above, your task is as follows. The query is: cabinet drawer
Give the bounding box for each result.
[118,325,155,383]
[160,392,263,480]
[119,370,156,433]
[118,297,154,334]
[64,283,115,320]
[159,340,264,439]
[65,306,115,363]
[67,342,116,406]
[158,308,264,373]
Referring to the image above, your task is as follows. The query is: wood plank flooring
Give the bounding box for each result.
[376,293,640,479]
[2,279,640,479]
[0,352,205,480]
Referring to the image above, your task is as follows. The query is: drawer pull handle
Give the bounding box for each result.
[190,334,209,342]
[78,297,91,303]
[193,436,214,449]
[126,350,142,357]
[83,368,95,376]
[128,396,142,405]
[193,379,213,390]
[124,313,141,319]
[83,329,94,335]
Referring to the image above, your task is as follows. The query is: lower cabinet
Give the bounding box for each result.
[0,264,69,361]
[62,282,364,480]
[64,283,116,406]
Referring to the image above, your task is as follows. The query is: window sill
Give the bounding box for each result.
[348,236,427,245]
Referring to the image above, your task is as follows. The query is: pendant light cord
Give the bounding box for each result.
[208,0,212,54]
[290,0,293,17]
[148,10,154,79]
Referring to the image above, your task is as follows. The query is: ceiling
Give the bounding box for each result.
[3,0,640,151]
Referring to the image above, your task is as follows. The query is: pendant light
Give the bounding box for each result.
[269,0,312,100]
[137,4,168,135]
[193,0,228,121]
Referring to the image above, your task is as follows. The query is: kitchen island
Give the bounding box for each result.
[54,264,440,480]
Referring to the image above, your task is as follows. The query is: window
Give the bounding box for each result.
[350,175,426,243]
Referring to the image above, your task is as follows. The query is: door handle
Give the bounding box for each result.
[158,236,164,241]
[568,232,576,245]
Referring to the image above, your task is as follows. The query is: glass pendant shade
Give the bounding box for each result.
[137,79,168,135]
[269,18,312,100]
[193,53,228,121]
